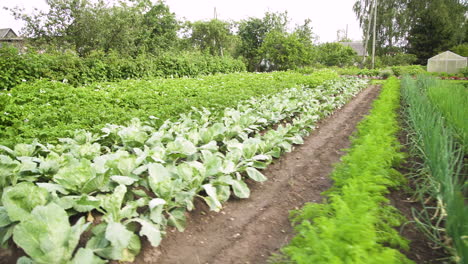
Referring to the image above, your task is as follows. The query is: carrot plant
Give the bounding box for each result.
[274,77,413,264]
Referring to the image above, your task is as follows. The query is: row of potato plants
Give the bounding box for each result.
[0,77,368,263]
[0,70,338,147]
[401,75,467,263]
[274,77,414,263]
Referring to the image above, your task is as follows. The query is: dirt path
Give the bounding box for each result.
[133,85,381,264]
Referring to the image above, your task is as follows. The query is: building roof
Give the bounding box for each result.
[428,50,466,61]
[340,41,366,56]
[0,28,18,38]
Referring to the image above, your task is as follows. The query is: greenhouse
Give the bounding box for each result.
[427,51,467,74]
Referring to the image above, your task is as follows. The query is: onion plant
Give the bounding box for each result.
[401,75,467,263]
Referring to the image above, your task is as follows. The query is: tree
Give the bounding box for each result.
[451,43,468,57]
[407,0,467,64]
[353,0,411,55]
[293,18,316,44]
[68,1,147,56]
[6,0,88,49]
[259,31,313,71]
[238,11,288,71]
[6,0,180,56]
[353,0,467,63]
[188,19,237,56]
[316,43,357,67]
[140,1,180,53]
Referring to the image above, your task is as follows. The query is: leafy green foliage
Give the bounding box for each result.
[0,74,367,262]
[259,31,313,71]
[426,78,468,148]
[336,65,426,77]
[335,67,382,76]
[12,203,94,264]
[450,43,468,57]
[380,53,418,67]
[237,12,289,71]
[401,75,467,263]
[390,65,426,77]
[276,77,413,264]
[2,182,50,222]
[354,0,411,56]
[0,71,333,146]
[188,19,239,57]
[141,1,180,53]
[407,0,468,64]
[353,0,467,62]
[0,45,246,90]
[316,43,358,67]
[7,0,179,57]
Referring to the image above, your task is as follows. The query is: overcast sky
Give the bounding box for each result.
[0,0,363,43]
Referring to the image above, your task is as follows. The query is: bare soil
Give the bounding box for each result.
[388,190,449,264]
[133,85,381,264]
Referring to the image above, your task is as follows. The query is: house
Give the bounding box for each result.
[427,51,467,74]
[0,28,24,49]
[340,41,367,56]
[0,28,18,38]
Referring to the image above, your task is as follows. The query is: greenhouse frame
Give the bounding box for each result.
[427,51,467,74]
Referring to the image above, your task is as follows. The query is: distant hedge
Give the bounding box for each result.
[0,45,246,90]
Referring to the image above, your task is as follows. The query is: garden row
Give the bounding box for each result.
[274,76,467,264]
[0,70,337,147]
[401,76,467,263]
[274,77,414,263]
[0,75,368,263]
[335,65,468,80]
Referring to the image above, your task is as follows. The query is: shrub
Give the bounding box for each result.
[391,65,426,76]
[450,43,468,57]
[379,68,394,79]
[316,43,358,67]
[380,53,418,66]
[0,45,246,90]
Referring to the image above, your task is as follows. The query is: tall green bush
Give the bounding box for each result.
[316,43,358,67]
[0,46,246,90]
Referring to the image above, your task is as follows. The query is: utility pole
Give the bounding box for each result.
[362,1,374,65]
[372,0,377,69]
[346,24,348,40]
[214,7,217,20]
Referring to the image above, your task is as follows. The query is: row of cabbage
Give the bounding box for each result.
[0,78,367,263]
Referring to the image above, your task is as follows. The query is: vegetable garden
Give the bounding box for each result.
[0,70,466,264]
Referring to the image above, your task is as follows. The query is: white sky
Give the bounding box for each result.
[0,0,363,43]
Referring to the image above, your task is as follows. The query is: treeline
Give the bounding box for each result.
[1,0,366,90]
[354,0,468,64]
[3,0,451,89]
[7,0,359,70]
